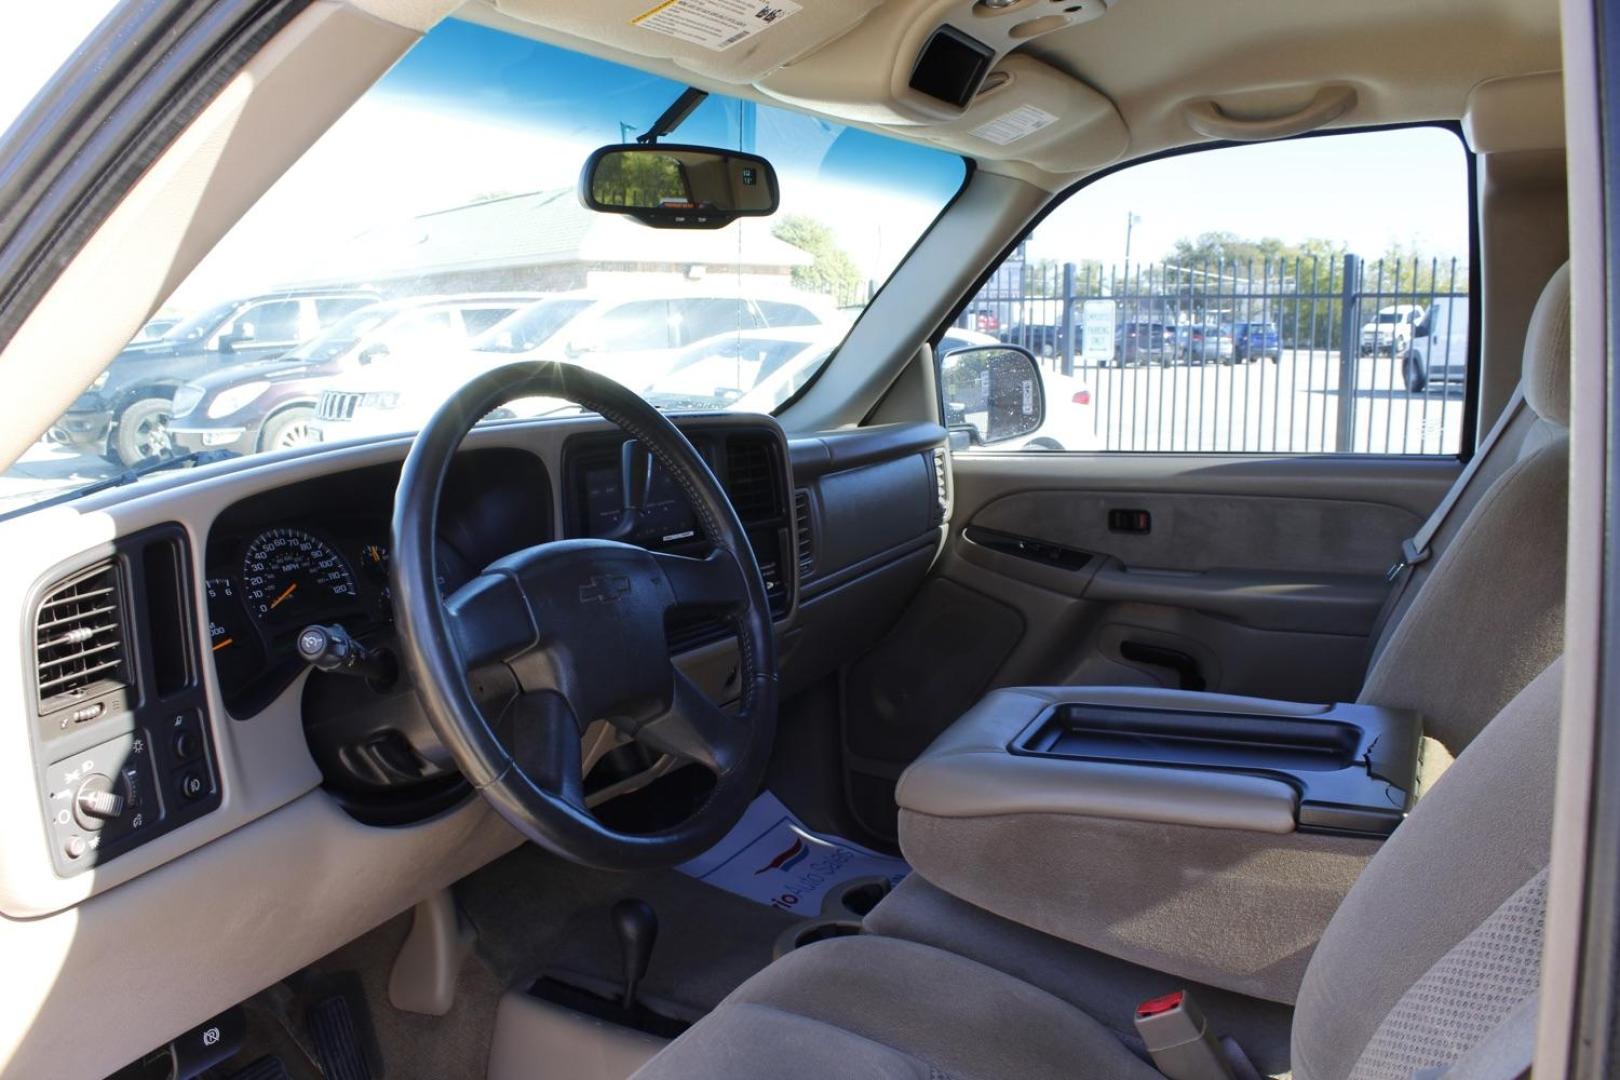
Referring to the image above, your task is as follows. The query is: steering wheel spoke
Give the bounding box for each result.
[652,548,749,614]
[632,669,744,775]
[506,689,587,808]
[444,570,537,670]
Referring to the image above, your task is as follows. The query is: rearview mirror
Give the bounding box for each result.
[939,345,1045,447]
[579,144,779,230]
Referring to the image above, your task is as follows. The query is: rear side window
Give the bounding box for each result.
[316,297,375,326]
[460,307,518,336]
[757,300,822,328]
[598,300,675,351]
[233,299,303,344]
[955,126,1472,455]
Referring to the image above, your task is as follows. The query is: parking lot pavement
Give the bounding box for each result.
[1037,349,1466,455]
[0,442,118,515]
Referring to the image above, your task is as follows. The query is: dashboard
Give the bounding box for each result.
[1,409,948,1080]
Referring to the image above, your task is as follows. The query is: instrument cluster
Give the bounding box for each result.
[205,521,463,715]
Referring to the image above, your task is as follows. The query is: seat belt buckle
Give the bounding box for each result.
[1133,991,1236,1080]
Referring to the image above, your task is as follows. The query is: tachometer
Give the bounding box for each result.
[241,528,358,625]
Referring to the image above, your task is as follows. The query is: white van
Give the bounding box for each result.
[1402,296,1470,392]
[1358,303,1424,357]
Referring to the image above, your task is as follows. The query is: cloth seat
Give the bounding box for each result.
[630,658,1562,1079]
[631,933,1161,1080]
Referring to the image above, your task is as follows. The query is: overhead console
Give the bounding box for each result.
[480,0,1130,172]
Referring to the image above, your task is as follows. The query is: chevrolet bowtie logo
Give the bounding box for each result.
[579,573,632,603]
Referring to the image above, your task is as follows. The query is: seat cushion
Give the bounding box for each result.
[629,934,1161,1080]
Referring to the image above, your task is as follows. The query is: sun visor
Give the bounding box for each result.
[488,0,895,85]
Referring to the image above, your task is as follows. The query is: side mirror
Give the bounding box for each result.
[938,345,1045,446]
[579,143,779,230]
[358,343,390,365]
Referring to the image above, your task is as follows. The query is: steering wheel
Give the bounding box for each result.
[390,361,778,869]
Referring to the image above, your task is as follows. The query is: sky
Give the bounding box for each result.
[0,10,1469,310]
[1027,127,1470,269]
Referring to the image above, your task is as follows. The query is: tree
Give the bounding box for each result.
[771,215,862,305]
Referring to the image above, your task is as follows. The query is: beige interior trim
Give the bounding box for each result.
[1183,85,1357,141]
[487,991,664,1080]
[0,1,419,474]
[0,791,522,1080]
[1463,71,1566,154]
[1537,3,1601,1072]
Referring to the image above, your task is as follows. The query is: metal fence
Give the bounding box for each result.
[957,254,1470,455]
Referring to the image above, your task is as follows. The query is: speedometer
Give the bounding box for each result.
[241,528,358,625]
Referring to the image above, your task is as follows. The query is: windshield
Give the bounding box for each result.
[7,18,965,515]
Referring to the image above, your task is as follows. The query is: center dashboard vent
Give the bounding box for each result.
[725,437,780,523]
[36,562,129,712]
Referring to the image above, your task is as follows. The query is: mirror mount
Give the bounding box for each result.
[635,87,710,146]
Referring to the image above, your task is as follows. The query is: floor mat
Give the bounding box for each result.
[677,791,910,914]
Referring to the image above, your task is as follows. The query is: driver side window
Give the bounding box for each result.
[228,299,303,345]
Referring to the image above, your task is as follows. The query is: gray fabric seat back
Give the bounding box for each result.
[1293,658,1561,1080]
[1358,264,1570,752]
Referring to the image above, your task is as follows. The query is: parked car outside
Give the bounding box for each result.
[49,287,379,464]
[1229,320,1282,361]
[1111,321,1174,366]
[168,294,536,456]
[309,289,835,443]
[1402,296,1470,393]
[998,321,1075,359]
[1174,324,1236,364]
[1359,303,1424,357]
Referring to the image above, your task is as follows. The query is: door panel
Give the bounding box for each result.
[838,451,1457,839]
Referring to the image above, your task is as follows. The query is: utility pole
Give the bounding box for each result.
[1124,212,1141,273]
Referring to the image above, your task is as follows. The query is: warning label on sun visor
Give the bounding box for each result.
[970,104,1060,146]
[633,0,802,52]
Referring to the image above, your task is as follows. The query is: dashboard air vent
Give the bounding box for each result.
[36,562,129,712]
[794,489,815,577]
[725,438,778,523]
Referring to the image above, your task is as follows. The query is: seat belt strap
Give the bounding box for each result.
[1397,387,1526,574]
[1370,388,1527,647]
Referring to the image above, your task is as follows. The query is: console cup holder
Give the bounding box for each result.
[771,875,896,960]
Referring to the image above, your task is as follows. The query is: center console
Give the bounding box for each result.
[895,686,1426,1003]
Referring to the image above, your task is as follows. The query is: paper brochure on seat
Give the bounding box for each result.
[677,792,909,913]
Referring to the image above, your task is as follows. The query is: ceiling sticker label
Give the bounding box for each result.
[970,104,1060,146]
[633,0,803,52]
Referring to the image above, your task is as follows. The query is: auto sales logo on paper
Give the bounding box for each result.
[754,837,810,875]
[753,833,858,912]
[754,6,788,23]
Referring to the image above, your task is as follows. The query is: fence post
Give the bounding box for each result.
[1061,262,1077,376]
[1336,254,1360,452]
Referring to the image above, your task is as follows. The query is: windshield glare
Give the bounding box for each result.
[5,17,964,515]
[473,299,592,354]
